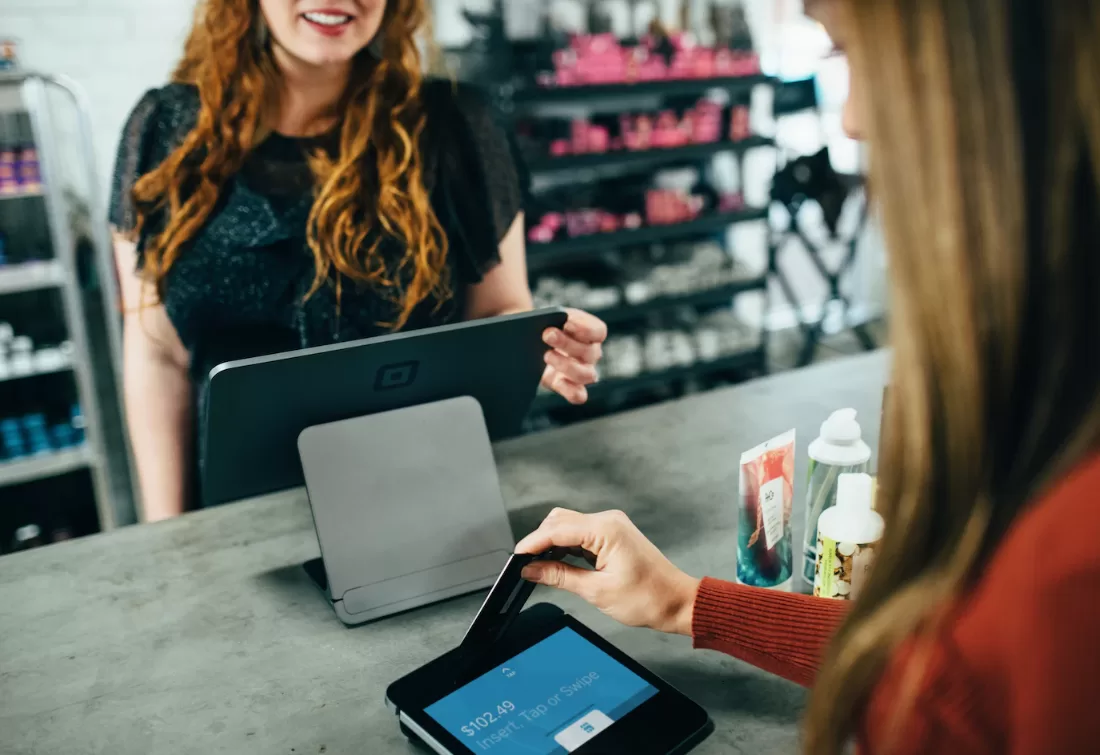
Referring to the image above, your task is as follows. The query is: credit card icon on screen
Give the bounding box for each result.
[553,710,613,751]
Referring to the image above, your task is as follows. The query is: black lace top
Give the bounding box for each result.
[109,81,522,506]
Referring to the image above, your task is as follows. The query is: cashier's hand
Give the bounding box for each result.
[542,309,607,405]
[516,509,701,637]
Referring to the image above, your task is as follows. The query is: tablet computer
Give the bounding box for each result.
[203,307,568,506]
[386,603,714,755]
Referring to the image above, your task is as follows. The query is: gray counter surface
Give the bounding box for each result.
[1,352,887,755]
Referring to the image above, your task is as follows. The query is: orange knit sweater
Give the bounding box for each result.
[692,453,1100,754]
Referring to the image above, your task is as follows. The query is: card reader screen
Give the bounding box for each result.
[426,627,657,753]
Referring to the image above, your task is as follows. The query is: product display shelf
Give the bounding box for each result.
[530,344,766,413]
[526,135,775,175]
[0,72,134,534]
[592,275,767,326]
[0,356,72,385]
[526,207,769,269]
[0,260,65,295]
[511,73,773,109]
[0,188,43,200]
[0,446,91,489]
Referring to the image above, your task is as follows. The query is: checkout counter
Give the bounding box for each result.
[0,352,887,754]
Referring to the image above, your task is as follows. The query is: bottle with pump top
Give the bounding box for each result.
[813,473,883,600]
[801,408,872,589]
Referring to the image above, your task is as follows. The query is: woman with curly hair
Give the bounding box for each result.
[110,0,607,521]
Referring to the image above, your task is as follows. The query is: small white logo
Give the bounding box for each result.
[502,667,515,678]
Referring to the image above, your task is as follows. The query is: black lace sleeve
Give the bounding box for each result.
[108,89,164,236]
[424,79,525,283]
[450,83,524,246]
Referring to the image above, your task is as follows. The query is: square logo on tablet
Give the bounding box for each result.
[375,361,419,391]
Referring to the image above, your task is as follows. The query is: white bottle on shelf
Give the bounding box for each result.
[9,335,33,376]
[813,473,883,601]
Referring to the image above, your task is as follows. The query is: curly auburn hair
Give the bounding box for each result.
[131,0,448,330]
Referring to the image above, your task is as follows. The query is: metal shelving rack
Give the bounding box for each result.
[506,73,776,416]
[0,72,134,532]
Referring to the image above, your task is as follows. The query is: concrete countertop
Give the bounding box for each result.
[0,352,888,755]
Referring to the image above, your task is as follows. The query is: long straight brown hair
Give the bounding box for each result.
[805,1,1100,752]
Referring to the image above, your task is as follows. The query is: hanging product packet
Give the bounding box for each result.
[737,429,796,591]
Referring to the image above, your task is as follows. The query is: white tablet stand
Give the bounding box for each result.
[297,396,516,626]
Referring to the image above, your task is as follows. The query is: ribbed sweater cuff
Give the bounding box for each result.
[692,577,848,688]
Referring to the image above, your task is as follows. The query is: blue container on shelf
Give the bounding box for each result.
[22,414,52,456]
[70,404,85,444]
[1,417,26,461]
[50,424,75,449]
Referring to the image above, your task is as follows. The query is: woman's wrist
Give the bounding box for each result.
[662,573,702,637]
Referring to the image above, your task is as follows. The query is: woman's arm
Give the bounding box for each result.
[465,214,607,405]
[114,232,193,522]
[516,509,848,688]
[464,213,534,319]
[692,578,847,687]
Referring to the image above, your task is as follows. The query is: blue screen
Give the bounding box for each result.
[426,628,657,754]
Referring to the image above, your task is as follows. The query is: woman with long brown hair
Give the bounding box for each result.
[110,0,606,521]
[517,0,1100,752]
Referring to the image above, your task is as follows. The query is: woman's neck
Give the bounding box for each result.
[271,44,350,137]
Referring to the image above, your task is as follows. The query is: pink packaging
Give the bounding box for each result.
[550,139,570,157]
[571,120,590,152]
[635,115,654,149]
[715,50,736,76]
[730,105,751,142]
[0,148,17,195]
[587,126,610,153]
[528,225,554,243]
[16,148,41,191]
[692,50,716,79]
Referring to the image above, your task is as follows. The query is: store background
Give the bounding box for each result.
[0,0,887,541]
[0,0,887,330]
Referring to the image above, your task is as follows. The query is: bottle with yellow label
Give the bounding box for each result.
[814,473,883,601]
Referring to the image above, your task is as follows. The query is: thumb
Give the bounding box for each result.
[522,560,591,598]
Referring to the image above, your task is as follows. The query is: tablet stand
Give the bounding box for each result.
[297,396,517,627]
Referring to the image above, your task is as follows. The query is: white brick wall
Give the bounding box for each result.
[0,0,196,189]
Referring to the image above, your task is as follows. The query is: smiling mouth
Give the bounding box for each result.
[301,11,354,27]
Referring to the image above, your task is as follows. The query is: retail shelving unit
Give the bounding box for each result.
[0,72,134,539]
[525,134,773,174]
[526,207,770,270]
[505,71,776,419]
[592,275,767,326]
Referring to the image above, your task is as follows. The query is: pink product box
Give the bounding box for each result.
[718,193,746,212]
[0,149,18,195]
[565,209,616,238]
[646,190,704,226]
[528,225,555,244]
[16,148,40,190]
[729,105,752,142]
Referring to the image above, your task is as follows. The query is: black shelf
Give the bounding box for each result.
[512,74,772,109]
[526,136,775,175]
[593,277,767,326]
[527,207,769,269]
[531,346,766,413]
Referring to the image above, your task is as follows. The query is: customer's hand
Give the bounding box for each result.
[542,309,607,405]
[516,508,701,636]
